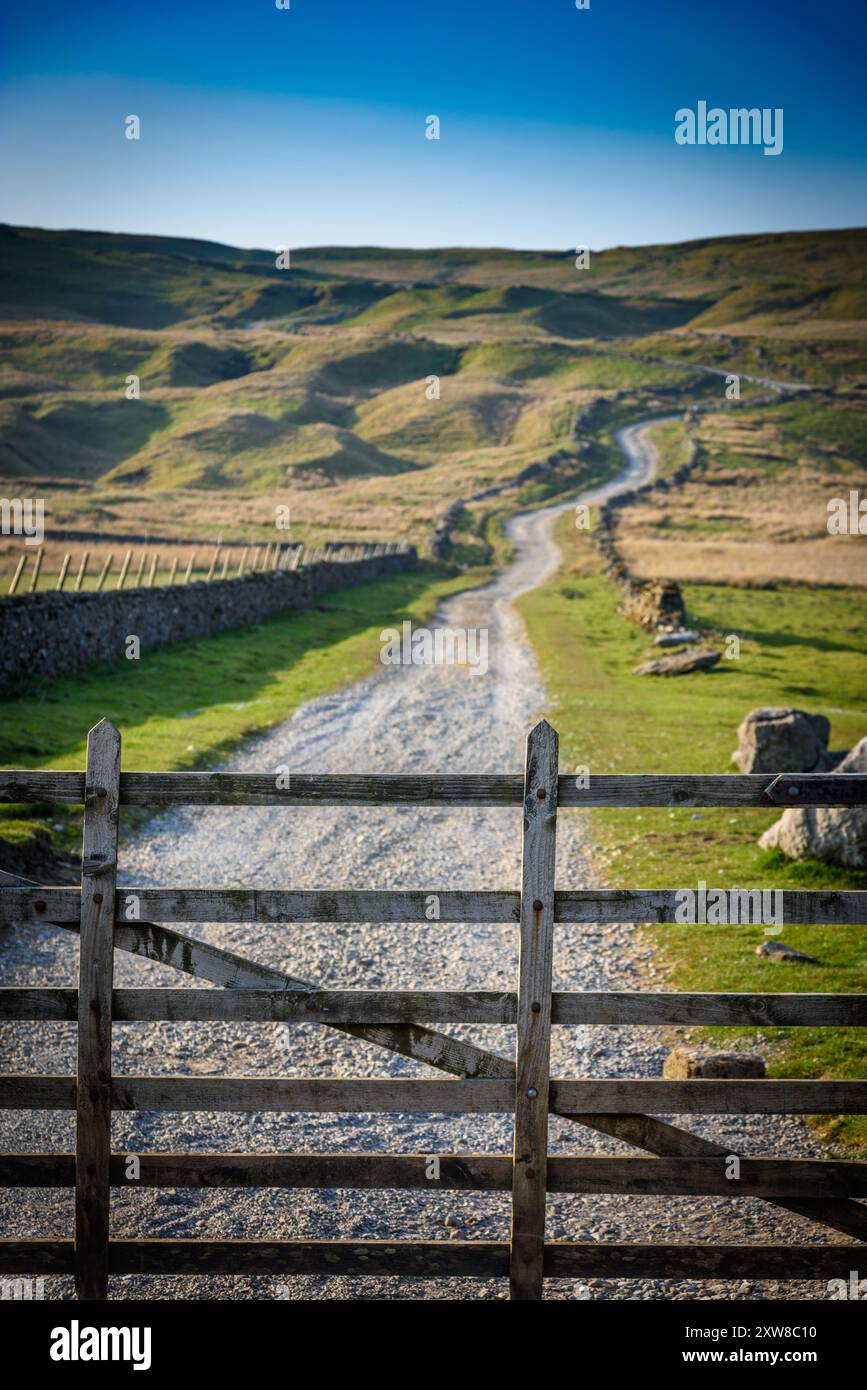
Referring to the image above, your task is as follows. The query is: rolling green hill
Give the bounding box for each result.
[0,222,864,553]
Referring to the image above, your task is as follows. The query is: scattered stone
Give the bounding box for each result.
[622,578,686,631]
[634,647,721,677]
[731,706,842,775]
[755,941,819,964]
[663,1048,766,1079]
[654,629,699,647]
[759,736,867,869]
[444,1213,461,1229]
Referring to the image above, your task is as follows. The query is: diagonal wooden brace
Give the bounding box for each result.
[6,868,863,1243]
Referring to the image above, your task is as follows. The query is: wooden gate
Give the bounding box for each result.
[1,718,865,1299]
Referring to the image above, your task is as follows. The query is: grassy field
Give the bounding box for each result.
[619,402,867,588]
[0,559,478,866]
[2,223,864,577]
[1,221,865,1149]
[520,515,867,1150]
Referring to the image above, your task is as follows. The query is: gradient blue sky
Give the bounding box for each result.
[1,0,865,250]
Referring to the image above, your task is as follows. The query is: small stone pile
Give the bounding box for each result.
[622,579,687,632]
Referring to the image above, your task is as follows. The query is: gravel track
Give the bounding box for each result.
[0,421,848,1300]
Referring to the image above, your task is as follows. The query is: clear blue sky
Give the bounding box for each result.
[1,0,865,250]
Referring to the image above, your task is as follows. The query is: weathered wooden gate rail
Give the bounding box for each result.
[1,719,866,1300]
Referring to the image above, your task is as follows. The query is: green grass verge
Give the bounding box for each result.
[0,561,479,858]
[519,515,867,1150]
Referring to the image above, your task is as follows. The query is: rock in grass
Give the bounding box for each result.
[663,1048,766,1079]
[633,647,721,677]
[731,706,837,775]
[755,940,819,964]
[654,629,699,647]
[758,736,867,869]
[622,578,686,631]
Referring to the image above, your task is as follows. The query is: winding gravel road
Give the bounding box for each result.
[0,420,846,1301]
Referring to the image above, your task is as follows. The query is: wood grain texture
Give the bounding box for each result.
[3,769,865,808]
[558,774,867,808]
[0,988,78,1020]
[107,1239,508,1276]
[0,771,85,804]
[555,888,867,925]
[6,883,867,926]
[109,1077,515,1113]
[4,1153,865,1198]
[0,1236,861,1282]
[4,718,865,1300]
[10,885,866,1239]
[108,988,517,1024]
[75,718,120,1301]
[550,992,867,1026]
[549,1080,867,1114]
[511,720,559,1300]
[544,1244,867,1279]
[117,772,522,807]
[0,867,517,1084]
[111,887,520,924]
[109,918,514,1080]
[0,887,81,921]
[563,1112,867,1242]
[0,1240,75,1274]
[8,877,866,1245]
[0,1076,76,1108]
[4,987,863,1026]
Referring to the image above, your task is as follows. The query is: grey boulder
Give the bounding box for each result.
[759,737,867,869]
[731,707,838,775]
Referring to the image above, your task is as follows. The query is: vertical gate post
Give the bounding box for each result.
[510,719,558,1300]
[75,718,120,1300]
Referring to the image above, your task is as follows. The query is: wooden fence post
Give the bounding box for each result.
[28,548,43,592]
[75,718,120,1300]
[510,719,559,1300]
[7,553,26,595]
[116,549,132,590]
[95,553,112,592]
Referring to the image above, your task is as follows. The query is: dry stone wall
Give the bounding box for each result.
[0,549,416,690]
